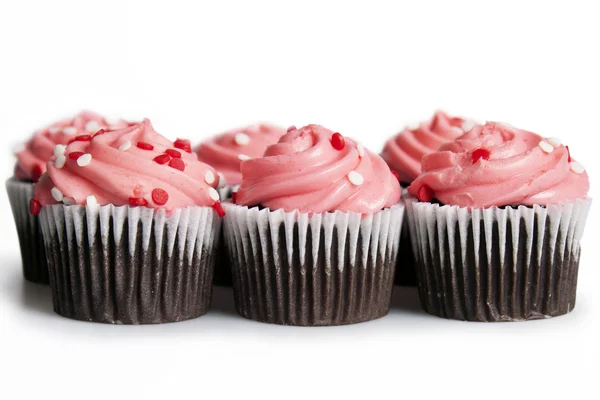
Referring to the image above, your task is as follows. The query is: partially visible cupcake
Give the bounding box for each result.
[33,119,223,324]
[224,124,403,326]
[6,111,128,283]
[195,123,285,285]
[406,122,591,322]
[381,110,476,286]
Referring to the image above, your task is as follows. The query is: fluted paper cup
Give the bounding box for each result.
[39,204,221,324]
[394,187,416,286]
[5,178,49,284]
[211,184,236,286]
[223,204,404,326]
[406,198,592,322]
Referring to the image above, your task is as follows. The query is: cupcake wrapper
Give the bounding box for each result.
[5,178,49,284]
[406,198,591,322]
[39,204,221,324]
[213,184,234,286]
[223,204,404,326]
[394,188,417,286]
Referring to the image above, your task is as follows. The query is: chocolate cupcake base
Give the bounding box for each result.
[223,204,404,326]
[406,198,591,322]
[38,204,221,324]
[5,178,49,284]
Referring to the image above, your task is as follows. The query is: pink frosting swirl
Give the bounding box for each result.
[196,123,285,185]
[407,122,590,208]
[382,111,475,183]
[236,124,401,213]
[34,119,221,210]
[14,111,129,182]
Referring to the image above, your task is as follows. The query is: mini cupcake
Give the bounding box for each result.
[223,124,403,326]
[32,119,223,324]
[195,123,285,285]
[6,111,128,283]
[406,122,591,322]
[381,111,476,286]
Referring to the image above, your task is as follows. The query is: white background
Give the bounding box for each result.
[0,1,598,399]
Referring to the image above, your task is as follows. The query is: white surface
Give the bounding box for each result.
[0,1,598,399]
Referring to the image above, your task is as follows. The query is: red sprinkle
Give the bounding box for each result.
[68,151,85,161]
[231,192,237,204]
[94,129,106,137]
[417,185,434,203]
[29,198,41,216]
[165,149,181,158]
[330,132,345,150]
[152,188,169,205]
[169,158,185,171]
[31,165,43,182]
[75,134,92,141]
[137,141,154,150]
[286,125,296,133]
[391,170,400,181]
[471,148,491,163]
[128,197,148,207]
[174,138,192,153]
[566,146,571,162]
[213,201,225,217]
[153,154,171,165]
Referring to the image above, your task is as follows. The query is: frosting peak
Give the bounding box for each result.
[382,111,474,183]
[236,124,401,213]
[408,122,589,207]
[196,123,285,185]
[34,119,221,211]
[14,111,129,182]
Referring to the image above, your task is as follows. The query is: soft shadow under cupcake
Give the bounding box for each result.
[20,279,54,316]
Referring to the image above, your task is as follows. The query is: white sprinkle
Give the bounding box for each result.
[538,141,554,154]
[234,132,250,146]
[217,172,226,188]
[55,155,66,169]
[118,141,131,151]
[85,120,101,133]
[86,195,98,208]
[51,187,64,202]
[231,185,240,193]
[237,154,251,161]
[77,153,92,167]
[406,122,420,131]
[204,170,215,184]
[357,144,365,158]
[208,187,220,201]
[547,137,562,148]
[63,197,75,205]
[570,161,585,174]
[461,120,476,132]
[63,127,77,135]
[54,144,66,157]
[48,127,60,134]
[348,171,364,186]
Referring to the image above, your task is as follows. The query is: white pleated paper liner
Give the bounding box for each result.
[406,198,592,322]
[5,178,49,284]
[213,184,235,286]
[395,187,417,286]
[38,204,221,324]
[223,204,405,326]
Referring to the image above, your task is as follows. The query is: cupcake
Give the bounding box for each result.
[223,124,403,326]
[381,111,476,286]
[6,111,128,283]
[195,123,285,285]
[32,119,223,324]
[406,122,591,322]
